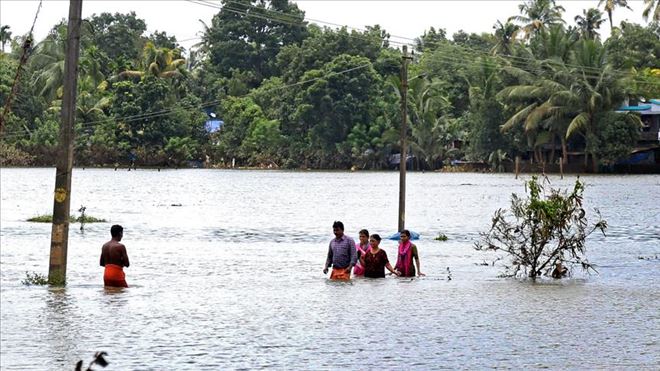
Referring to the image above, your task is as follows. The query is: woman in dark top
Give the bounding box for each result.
[360,234,399,278]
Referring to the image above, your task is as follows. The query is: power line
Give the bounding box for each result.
[3,1,658,139]
[0,62,373,140]
[2,43,653,141]
[0,0,43,133]
[186,0,410,47]
[186,0,659,83]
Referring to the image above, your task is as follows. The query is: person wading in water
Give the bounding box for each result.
[100,225,130,287]
[323,221,357,280]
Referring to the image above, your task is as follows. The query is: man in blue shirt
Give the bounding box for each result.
[323,221,357,280]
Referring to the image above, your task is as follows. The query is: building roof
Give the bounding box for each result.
[617,99,660,115]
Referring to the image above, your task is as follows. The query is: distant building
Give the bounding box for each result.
[618,98,660,142]
[205,119,224,133]
[616,99,660,168]
[203,109,224,133]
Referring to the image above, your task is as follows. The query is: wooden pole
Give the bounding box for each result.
[398,46,411,232]
[560,158,564,179]
[48,0,83,286]
[515,155,520,179]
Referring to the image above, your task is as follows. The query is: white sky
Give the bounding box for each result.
[0,0,650,52]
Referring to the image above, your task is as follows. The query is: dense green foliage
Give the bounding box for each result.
[0,1,658,170]
[476,176,607,278]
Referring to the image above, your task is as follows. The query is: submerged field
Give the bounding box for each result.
[1,169,658,369]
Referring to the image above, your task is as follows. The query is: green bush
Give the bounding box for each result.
[22,271,48,285]
[476,176,607,278]
[27,214,106,223]
[434,233,449,241]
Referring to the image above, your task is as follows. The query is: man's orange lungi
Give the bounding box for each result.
[330,267,351,280]
[104,264,128,287]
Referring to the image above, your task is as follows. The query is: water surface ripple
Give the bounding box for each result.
[1,169,658,369]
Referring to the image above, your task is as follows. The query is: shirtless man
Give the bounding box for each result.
[100,225,130,287]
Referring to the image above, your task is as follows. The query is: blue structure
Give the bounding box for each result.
[616,99,660,168]
[205,119,224,133]
[617,99,660,143]
[203,108,224,133]
[386,231,420,241]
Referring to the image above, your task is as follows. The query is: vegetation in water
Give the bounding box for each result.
[26,214,106,223]
[475,176,607,278]
[21,271,48,285]
[75,351,109,371]
[434,233,449,241]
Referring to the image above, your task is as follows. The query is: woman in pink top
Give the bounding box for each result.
[353,229,371,276]
[395,229,425,277]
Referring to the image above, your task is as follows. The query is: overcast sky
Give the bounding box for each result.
[0,0,650,52]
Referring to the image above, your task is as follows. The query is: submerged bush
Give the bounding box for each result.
[476,176,607,278]
[434,233,449,241]
[22,271,48,285]
[75,351,109,371]
[27,214,106,223]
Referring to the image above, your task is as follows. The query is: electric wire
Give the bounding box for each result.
[0,63,373,140]
[186,0,659,83]
[1,1,658,140]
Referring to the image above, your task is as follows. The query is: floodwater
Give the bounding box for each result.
[1,168,658,369]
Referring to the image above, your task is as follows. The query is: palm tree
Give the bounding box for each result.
[532,25,577,62]
[498,61,571,165]
[115,42,186,80]
[643,0,660,22]
[598,0,632,30]
[574,8,606,40]
[492,20,521,55]
[500,40,639,171]
[406,77,452,170]
[30,23,102,102]
[0,25,12,52]
[508,0,566,39]
[31,34,66,101]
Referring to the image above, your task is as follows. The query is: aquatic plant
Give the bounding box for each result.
[75,351,109,371]
[21,271,48,285]
[475,176,607,278]
[26,213,106,224]
[434,233,449,241]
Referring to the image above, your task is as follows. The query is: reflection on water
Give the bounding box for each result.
[1,169,659,369]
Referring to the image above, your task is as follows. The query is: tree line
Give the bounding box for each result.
[0,0,659,171]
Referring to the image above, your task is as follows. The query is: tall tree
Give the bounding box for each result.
[465,56,509,161]
[116,42,186,80]
[30,22,104,103]
[204,0,308,87]
[0,25,12,52]
[415,27,447,53]
[643,0,660,22]
[598,0,632,30]
[292,54,381,168]
[509,0,566,38]
[87,12,146,60]
[492,20,521,55]
[605,22,660,69]
[574,8,606,40]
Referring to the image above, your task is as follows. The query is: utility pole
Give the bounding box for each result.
[398,45,412,232]
[48,0,83,285]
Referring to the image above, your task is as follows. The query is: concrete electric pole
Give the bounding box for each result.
[398,45,412,232]
[48,0,83,285]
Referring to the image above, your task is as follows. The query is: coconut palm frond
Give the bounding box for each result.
[501,102,538,132]
[566,112,590,138]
